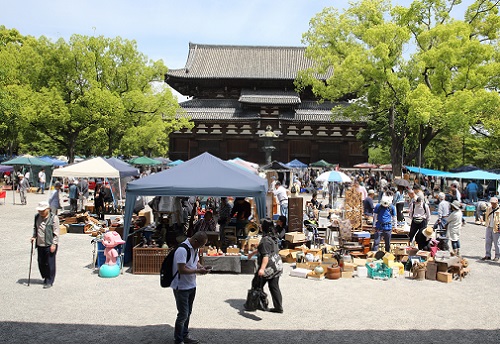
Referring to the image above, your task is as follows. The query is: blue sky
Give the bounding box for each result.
[1,0,346,69]
[1,0,469,99]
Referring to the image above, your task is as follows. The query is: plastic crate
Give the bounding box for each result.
[367,262,392,279]
[132,244,170,274]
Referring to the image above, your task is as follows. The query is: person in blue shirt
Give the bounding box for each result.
[363,189,375,220]
[68,180,79,214]
[466,181,479,203]
[372,196,397,252]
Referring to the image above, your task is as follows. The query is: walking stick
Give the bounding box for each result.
[28,239,34,286]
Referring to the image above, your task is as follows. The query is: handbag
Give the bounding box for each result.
[244,288,269,311]
[412,217,424,224]
[262,252,283,279]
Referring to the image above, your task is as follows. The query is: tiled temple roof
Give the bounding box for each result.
[167,43,331,80]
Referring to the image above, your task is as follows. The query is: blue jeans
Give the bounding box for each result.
[173,287,196,343]
[372,230,392,252]
[280,203,288,219]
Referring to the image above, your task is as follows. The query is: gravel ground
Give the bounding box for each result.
[0,190,499,344]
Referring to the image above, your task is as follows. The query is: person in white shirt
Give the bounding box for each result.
[37,169,46,194]
[273,181,288,218]
[171,232,209,344]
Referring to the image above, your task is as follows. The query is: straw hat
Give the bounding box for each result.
[423,226,435,239]
[450,200,461,210]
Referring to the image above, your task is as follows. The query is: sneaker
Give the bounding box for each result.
[269,308,283,314]
[481,256,491,261]
[43,284,53,289]
[183,337,199,344]
[493,258,499,262]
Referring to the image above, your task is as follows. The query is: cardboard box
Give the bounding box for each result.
[285,232,307,243]
[296,261,321,270]
[426,262,438,280]
[416,250,431,260]
[341,271,353,278]
[437,271,452,283]
[59,224,67,235]
[307,271,325,280]
[321,261,338,269]
[279,249,297,263]
[84,204,94,213]
[383,253,396,268]
[322,253,336,262]
[394,246,408,256]
[342,262,356,272]
[305,249,322,262]
[352,258,368,267]
[226,247,239,254]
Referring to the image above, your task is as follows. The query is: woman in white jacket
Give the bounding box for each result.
[446,200,463,256]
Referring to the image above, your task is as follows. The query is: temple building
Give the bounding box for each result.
[165,43,368,166]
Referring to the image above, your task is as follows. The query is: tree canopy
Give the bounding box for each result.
[297,0,500,174]
[0,26,192,163]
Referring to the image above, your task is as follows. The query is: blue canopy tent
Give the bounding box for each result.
[122,152,268,245]
[104,157,140,178]
[285,159,308,169]
[38,156,68,167]
[405,166,500,180]
[446,170,500,181]
[0,165,14,173]
[167,159,184,167]
[405,166,454,177]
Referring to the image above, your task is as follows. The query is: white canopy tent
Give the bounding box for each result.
[51,157,124,202]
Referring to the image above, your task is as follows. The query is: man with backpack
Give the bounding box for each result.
[169,231,209,344]
[372,195,397,252]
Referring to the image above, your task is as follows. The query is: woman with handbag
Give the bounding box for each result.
[409,196,432,250]
[245,219,283,313]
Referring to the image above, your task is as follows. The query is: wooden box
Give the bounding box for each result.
[437,271,452,283]
[426,262,438,280]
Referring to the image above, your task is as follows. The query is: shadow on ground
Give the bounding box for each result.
[0,321,498,344]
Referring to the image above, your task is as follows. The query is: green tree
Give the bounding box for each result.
[19,33,190,162]
[297,0,500,176]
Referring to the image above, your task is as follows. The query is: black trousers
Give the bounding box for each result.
[251,274,282,311]
[396,202,405,222]
[37,245,57,285]
[409,219,428,250]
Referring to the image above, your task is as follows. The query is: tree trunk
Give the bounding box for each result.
[388,106,404,177]
[404,126,440,166]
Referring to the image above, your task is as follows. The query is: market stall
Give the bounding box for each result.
[122,152,268,273]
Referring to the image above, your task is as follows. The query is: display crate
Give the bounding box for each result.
[133,244,170,274]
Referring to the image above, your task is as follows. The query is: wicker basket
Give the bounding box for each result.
[132,244,171,274]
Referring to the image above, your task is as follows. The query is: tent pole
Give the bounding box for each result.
[118,176,123,215]
[11,171,15,205]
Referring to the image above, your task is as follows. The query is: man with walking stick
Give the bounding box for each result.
[31,201,60,289]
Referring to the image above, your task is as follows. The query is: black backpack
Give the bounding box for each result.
[160,243,191,288]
